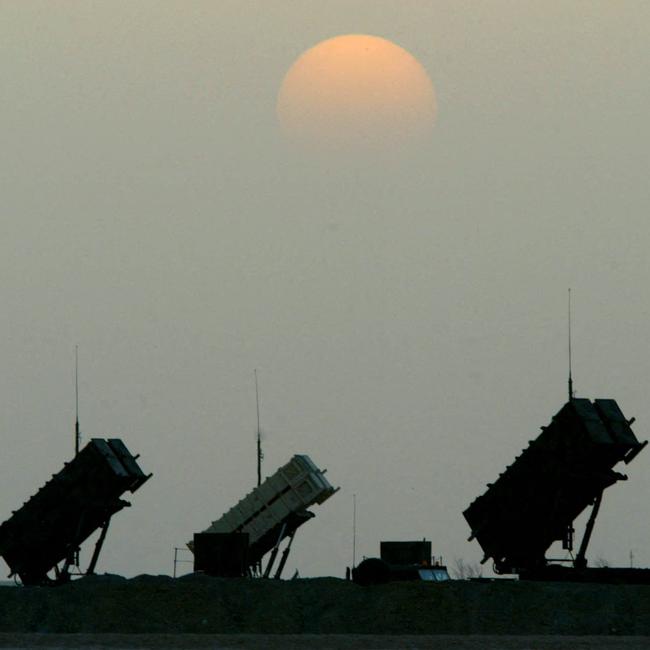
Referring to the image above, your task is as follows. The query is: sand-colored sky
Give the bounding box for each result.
[1,1,650,579]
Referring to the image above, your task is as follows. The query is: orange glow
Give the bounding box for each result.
[277,34,436,152]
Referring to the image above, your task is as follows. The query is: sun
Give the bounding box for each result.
[277,34,436,152]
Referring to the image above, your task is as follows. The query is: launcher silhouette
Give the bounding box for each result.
[0,439,150,585]
[464,398,648,581]
[190,454,337,578]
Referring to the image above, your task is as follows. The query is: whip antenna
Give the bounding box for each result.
[568,289,574,401]
[255,369,263,486]
[75,346,81,456]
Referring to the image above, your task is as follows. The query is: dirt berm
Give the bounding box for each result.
[0,574,649,635]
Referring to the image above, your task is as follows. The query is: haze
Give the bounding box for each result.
[2,1,650,579]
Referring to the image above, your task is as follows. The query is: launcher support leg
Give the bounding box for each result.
[274,529,296,580]
[263,522,287,579]
[86,518,111,575]
[56,509,89,583]
[56,558,73,584]
[575,491,603,569]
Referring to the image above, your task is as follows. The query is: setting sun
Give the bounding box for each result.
[277,34,436,152]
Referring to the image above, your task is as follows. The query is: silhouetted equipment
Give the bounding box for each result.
[0,439,151,585]
[464,398,647,581]
[191,454,338,578]
[353,539,449,586]
[380,541,432,566]
[193,533,249,578]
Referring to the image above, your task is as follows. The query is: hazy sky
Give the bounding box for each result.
[2,1,650,579]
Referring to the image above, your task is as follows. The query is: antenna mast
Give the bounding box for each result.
[352,493,357,569]
[568,289,574,401]
[75,346,81,456]
[255,369,263,486]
